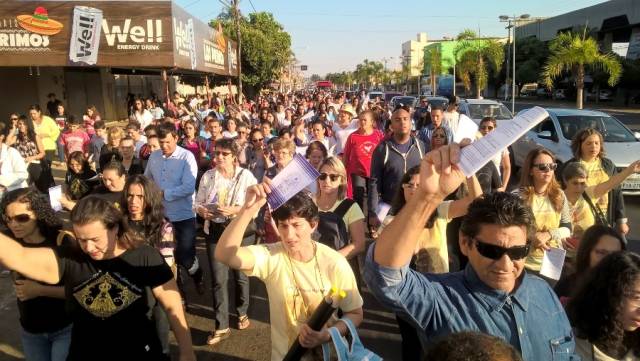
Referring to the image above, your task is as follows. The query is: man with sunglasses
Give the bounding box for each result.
[364,144,578,360]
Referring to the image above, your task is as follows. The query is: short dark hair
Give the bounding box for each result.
[71,196,142,249]
[94,120,106,130]
[1,188,62,242]
[567,251,640,357]
[430,105,445,113]
[460,192,536,242]
[126,121,141,131]
[214,137,240,157]
[157,122,178,138]
[424,331,522,361]
[67,115,81,126]
[480,116,496,126]
[447,95,458,105]
[272,192,319,226]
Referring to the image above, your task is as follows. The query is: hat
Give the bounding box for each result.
[17,7,63,36]
[339,104,357,117]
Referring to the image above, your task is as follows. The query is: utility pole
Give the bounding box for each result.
[233,0,242,104]
[500,14,531,113]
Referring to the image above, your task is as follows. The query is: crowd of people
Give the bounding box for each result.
[0,88,638,361]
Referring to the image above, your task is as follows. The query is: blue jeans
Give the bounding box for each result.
[21,324,72,361]
[56,135,65,162]
[171,218,197,270]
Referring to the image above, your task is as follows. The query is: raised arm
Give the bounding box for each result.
[499,151,511,192]
[214,183,270,271]
[373,144,466,268]
[592,160,640,199]
[0,233,61,284]
[448,175,482,219]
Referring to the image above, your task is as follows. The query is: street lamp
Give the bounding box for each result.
[499,14,530,114]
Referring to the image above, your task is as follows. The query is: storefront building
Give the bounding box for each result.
[0,0,237,120]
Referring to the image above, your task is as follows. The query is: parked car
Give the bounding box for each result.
[368,91,384,102]
[457,98,513,125]
[389,96,418,110]
[510,108,640,195]
[425,96,449,110]
[520,83,538,97]
[536,88,552,99]
[384,92,403,103]
[586,89,613,101]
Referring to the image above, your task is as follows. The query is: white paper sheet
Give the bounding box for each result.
[459,106,549,176]
[267,154,320,210]
[376,202,391,222]
[48,185,63,212]
[540,247,566,280]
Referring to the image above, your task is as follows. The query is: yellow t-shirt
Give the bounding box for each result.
[382,201,451,274]
[580,158,609,217]
[33,115,61,151]
[327,199,365,227]
[525,194,561,271]
[567,187,596,242]
[244,242,363,361]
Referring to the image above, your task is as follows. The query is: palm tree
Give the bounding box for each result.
[424,46,442,95]
[454,29,504,98]
[542,31,622,109]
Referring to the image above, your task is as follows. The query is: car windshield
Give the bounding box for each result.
[557,115,636,142]
[466,103,513,120]
[427,98,448,109]
[394,97,417,107]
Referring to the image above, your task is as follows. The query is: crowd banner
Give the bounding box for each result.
[68,6,102,65]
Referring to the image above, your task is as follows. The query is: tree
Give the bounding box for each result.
[454,29,505,98]
[212,12,292,99]
[424,46,442,95]
[309,74,322,82]
[513,36,549,85]
[542,31,622,109]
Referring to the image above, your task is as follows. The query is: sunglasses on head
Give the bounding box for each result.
[474,238,530,260]
[533,163,557,172]
[3,214,32,224]
[318,173,341,181]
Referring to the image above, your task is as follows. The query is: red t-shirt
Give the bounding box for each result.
[61,129,90,156]
[342,129,384,199]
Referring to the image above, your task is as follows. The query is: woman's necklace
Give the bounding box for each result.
[285,241,326,320]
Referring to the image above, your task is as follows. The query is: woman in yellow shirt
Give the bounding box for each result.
[519,148,571,275]
[559,128,629,237]
[28,104,60,162]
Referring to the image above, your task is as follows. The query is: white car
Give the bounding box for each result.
[457,99,513,125]
[510,108,640,195]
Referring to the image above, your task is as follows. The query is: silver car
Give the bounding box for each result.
[457,98,513,124]
[510,108,640,195]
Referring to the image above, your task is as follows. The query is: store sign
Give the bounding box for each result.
[173,17,196,69]
[0,7,62,51]
[102,18,163,50]
[203,39,224,69]
[69,6,103,65]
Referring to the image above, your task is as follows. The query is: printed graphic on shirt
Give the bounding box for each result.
[73,271,141,319]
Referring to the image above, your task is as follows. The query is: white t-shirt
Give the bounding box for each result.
[491,149,509,176]
[332,119,358,155]
[134,109,154,130]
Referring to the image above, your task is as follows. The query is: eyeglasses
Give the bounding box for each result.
[318,173,341,182]
[474,238,530,260]
[214,150,233,157]
[3,214,32,224]
[480,125,495,131]
[533,163,557,172]
[402,183,419,189]
[433,133,446,139]
[251,138,264,143]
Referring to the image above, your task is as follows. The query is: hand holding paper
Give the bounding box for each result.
[540,247,566,280]
[48,185,63,212]
[267,154,320,210]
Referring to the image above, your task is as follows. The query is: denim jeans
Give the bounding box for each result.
[171,218,197,271]
[351,174,368,212]
[56,136,65,163]
[205,223,251,330]
[21,324,72,361]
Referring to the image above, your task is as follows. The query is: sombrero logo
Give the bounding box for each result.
[17,7,64,35]
[0,7,61,51]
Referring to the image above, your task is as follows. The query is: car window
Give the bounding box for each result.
[536,118,555,134]
[557,115,636,142]
[467,103,513,120]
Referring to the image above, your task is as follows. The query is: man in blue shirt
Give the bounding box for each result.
[417,105,453,151]
[364,144,579,361]
[145,123,204,296]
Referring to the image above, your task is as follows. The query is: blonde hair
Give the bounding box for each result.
[107,126,124,148]
[271,138,295,154]
[317,157,348,199]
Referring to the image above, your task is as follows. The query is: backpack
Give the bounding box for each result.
[317,199,355,251]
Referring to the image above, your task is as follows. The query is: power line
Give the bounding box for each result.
[248,0,257,13]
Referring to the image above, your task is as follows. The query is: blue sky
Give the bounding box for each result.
[176,0,608,76]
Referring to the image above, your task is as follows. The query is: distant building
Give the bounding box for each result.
[516,0,640,59]
[401,33,431,76]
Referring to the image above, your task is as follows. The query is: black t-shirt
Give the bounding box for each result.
[57,245,173,360]
[16,234,74,333]
[90,186,124,210]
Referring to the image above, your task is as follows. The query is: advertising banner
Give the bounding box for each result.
[68,6,102,65]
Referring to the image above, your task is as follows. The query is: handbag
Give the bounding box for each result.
[582,191,610,227]
[321,318,382,361]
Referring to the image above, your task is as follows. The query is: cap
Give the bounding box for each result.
[338,104,357,117]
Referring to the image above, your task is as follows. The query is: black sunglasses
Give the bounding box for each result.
[252,138,264,142]
[474,238,530,260]
[533,163,557,172]
[318,173,341,181]
[3,214,32,224]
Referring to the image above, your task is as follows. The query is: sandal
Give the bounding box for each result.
[238,315,251,330]
[206,328,231,345]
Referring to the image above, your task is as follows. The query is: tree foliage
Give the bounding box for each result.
[542,31,622,109]
[513,36,549,85]
[424,46,442,95]
[212,12,292,96]
[454,29,504,98]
